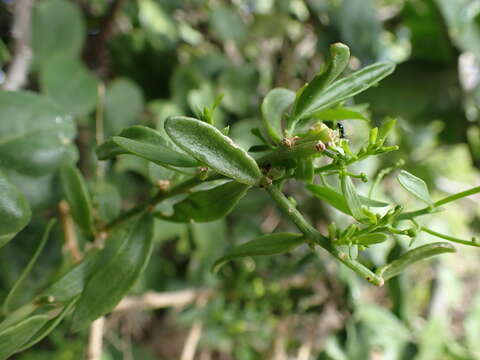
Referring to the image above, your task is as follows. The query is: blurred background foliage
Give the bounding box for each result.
[1,0,480,358]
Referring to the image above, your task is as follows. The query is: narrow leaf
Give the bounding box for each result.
[97,125,198,168]
[59,165,95,234]
[292,43,350,123]
[0,315,50,360]
[158,181,249,223]
[294,61,395,122]
[15,296,79,353]
[0,171,31,248]
[294,157,314,183]
[340,175,367,222]
[377,117,396,144]
[307,184,388,215]
[397,170,432,205]
[165,116,262,186]
[71,213,154,330]
[3,220,55,313]
[310,107,368,121]
[377,242,455,281]
[261,88,295,144]
[354,232,388,245]
[213,233,304,272]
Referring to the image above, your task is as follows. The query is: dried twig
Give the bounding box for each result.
[58,200,82,263]
[87,317,106,360]
[180,295,208,360]
[2,0,34,91]
[114,289,213,312]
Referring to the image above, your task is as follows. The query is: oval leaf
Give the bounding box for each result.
[292,43,350,124]
[59,165,95,234]
[0,171,31,248]
[71,213,154,330]
[165,116,262,185]
[158,181,249,223]
[377,242,455,281]
[355,232,388,246]
[397,170,432,205]
[97,125,198,168]
[294,61,395,122]
[261,88,295,144]
[213,232,304,272]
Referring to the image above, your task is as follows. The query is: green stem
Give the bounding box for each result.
[421,227,479,248]
[265,184,384,286]
[398,186,480,221]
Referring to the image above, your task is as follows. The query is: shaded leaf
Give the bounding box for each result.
[158,181,249,223]
[0,91,77,176]
[40,56,98,116]
[3,220,55,313]
[0,171,31,248]
[165,116,262,185]
[377,242,455,280]
[213,233,304,272]
[261,88,295,144]
[60,165,95,234]
[341,174,366,221]
[71,213,154,330]
[397,170,433,205]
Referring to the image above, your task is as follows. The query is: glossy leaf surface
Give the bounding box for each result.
[165,116,262,185]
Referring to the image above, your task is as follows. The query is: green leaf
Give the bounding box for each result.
[310,107,368,121]
[397,170,433,205]
[377,242,455,280]
[104,78,144,136]
[377,118,396,144]
[59,165,95,234]
[261,88,295,144]
[32,0,85,69]
[97,125,198,168]
[15,296,79,354]
[213,233,304,272]
[354,232,388,245]
[341,173,367,221]
[292,61,395,124]
[3,220,55,313]
[71,213,154,330]
[165,116,262,185]
[158,181,249,223]
[307,184,388,216]
[0,314,50,360]
[0,171,31,248]
[40,56,98,116]
[0,91,77,176]
[292,43,350,123]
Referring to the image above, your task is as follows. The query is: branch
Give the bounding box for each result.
[113,289,213,312]
[87,317,105,360]
[58,200,83,263]
[2,0,34,91]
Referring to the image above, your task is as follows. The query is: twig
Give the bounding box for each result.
[87,317,105,360]
[180,295,208,360]
[2,0,34,90]
[271,319,288,360]
[58,201,82,263]
[114,289,213,312]
[95,82,106,179]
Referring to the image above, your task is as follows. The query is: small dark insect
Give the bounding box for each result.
[337,122,346,138]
